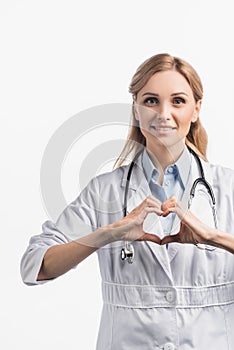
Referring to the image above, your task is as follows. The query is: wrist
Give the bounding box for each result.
[93,221,126,246]
[204,226,218,244]
[208,228,226,246]
[205,228,232,252]
[76,225,117,249]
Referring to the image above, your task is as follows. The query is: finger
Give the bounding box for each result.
[132,196,161,215]
[161,197,177,216]
[145,206,163,216]
[161,196,177,211]
[161,207,176,217]
[145,195,162,207]
[145,196,162,208]
[134,207,162,228]
[161,199,187,219]
[161,234,180,245]
[139,232,161,244]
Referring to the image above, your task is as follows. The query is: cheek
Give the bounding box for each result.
[136,115,151,129]
[181,118,192,127]
[177,110,195,127]
[138,120,150,136]
[135,104,156,121]
[174,115,193,138]
[136,117,153,138]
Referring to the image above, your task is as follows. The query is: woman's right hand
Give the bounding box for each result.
[109,195,163,244]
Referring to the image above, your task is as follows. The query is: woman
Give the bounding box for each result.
[21,53,234,349]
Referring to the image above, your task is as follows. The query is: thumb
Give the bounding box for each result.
[139,232,161,244]
[161,234,180,245]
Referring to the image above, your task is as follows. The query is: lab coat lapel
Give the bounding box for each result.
[121,155,173,282]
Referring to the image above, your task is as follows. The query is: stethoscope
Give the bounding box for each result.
[121,147,218,263]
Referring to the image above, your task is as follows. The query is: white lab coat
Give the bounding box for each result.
[21,153,234,349]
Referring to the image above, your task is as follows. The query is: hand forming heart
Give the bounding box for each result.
[113,195,214,247]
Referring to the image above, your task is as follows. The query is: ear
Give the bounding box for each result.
[192,99,202,122]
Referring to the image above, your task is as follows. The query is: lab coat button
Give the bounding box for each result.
[166,290,176,303]
[163,342,175,350]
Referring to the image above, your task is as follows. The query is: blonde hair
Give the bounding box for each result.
[115,53,208,168]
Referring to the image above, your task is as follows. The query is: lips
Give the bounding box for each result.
[150,125,176,131]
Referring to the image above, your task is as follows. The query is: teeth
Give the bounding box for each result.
[152,127,173,131]
[157,128,171,131]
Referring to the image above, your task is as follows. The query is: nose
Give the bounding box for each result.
[156,103,171,121]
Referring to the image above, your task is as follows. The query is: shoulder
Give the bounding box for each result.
[210,163,234,180]
[86,165,128,191]
[97,165,126,181]
[209,163,234,191]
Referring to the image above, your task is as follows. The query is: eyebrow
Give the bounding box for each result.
[142,92,188,97]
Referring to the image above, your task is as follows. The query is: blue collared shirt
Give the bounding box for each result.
[142,147,192,235]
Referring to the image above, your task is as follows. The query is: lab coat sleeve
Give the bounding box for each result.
[20,176,100,286]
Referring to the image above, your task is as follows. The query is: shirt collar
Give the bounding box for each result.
[142,146,191,189]
[142,148,159,183]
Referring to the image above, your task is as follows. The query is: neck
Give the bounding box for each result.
[146,141,185,180]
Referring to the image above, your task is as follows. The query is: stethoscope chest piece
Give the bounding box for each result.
[121,242,134,263]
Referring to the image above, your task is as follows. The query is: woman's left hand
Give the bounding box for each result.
[160,196,215,246]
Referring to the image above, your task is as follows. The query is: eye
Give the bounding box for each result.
[173,97,185,105]
[143,97,159,105]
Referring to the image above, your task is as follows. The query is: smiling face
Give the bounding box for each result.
[134,70,202,152]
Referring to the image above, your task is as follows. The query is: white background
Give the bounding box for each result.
[1,0,234,349]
